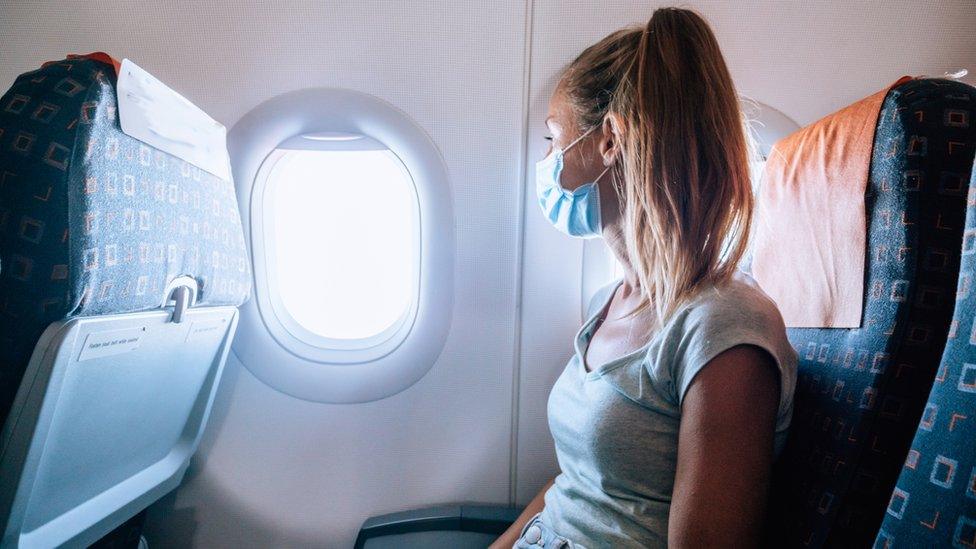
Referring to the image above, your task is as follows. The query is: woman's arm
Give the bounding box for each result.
[488,477,555,549]
[668,344,780,548]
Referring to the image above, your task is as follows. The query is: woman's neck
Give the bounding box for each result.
[603,224,641,295]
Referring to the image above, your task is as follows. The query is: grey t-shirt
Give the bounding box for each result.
[539,271,798,548]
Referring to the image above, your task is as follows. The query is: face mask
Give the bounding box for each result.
[535,125,611,239]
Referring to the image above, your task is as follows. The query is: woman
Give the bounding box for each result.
[491,8,798,549]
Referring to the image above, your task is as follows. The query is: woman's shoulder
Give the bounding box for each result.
[658,270,797,381]
[657,270,799,409]
[594,271,797,413]
[679,270,786,332]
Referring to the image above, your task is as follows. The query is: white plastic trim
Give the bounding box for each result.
[230,88,455,403]
[743,99,801,159]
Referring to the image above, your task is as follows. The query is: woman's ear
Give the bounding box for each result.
[601,112,627,166]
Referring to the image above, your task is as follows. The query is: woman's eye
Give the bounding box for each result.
[544,135,554,142]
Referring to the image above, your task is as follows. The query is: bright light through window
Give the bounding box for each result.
[266,148,418,341]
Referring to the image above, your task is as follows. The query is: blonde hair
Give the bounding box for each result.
[559,7,757,326]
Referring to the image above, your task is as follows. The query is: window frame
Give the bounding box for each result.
[230,88,454,403]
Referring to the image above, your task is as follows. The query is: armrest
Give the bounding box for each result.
[354,503,523,549]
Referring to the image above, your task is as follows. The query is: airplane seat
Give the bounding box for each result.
[0,54,251,547]
[765,77,976,548]
[873,163,976,548]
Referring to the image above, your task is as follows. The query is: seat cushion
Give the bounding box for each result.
[766,78,976,548]
[0,56,251,423]
[873,166,976,549]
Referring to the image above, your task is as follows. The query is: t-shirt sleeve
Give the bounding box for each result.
[667,284,797,413]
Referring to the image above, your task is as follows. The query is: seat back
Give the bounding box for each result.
[873,166,976,548]
[766,78,976,548]
[0,55,251,547]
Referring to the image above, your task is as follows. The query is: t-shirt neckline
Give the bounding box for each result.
[575,279,656,381]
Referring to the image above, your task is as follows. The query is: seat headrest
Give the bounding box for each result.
[0,54,251,327]
[752,76,912,328]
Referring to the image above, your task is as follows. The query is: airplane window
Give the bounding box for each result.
[230,88,454,403]
[261,141,418,343]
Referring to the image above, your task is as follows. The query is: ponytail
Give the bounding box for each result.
[561,7,756,328]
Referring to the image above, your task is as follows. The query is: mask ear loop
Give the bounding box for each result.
[594,165,611,184]
[563,124,599,153]
[553,125,603,194]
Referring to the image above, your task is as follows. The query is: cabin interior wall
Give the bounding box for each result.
[0,0,973,546]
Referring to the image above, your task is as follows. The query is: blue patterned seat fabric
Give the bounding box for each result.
[0,56,251,425]
[874,164,976,548]
[765,78,976,548]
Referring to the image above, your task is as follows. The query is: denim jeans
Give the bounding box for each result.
[512,512,575,548]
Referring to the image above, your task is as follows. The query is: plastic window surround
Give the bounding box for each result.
[230,88,454,404]
[579,100,800,319]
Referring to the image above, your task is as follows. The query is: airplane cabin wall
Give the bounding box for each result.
[0,1,974,547]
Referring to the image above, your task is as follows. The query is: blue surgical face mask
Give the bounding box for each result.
[535,125,611,239]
